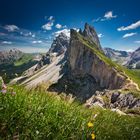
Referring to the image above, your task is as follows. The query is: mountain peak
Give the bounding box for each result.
[83,23,102,51]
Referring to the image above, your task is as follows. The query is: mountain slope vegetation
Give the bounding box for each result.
[0,86,140,140]
[0,53,38,83]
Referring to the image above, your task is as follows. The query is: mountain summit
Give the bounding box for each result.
[82,23,102,51]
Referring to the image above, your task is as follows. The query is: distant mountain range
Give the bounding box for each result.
[0,49,23,64]
[0,49,42,82]
[126,47,140,69]
[104,47,140,69]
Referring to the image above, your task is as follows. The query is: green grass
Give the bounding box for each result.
[124,69,140,89]
[0,86,140,140]
[14,54,34,66]
[0,54,38,83]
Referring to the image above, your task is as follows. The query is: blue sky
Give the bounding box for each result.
[0,0,140,53]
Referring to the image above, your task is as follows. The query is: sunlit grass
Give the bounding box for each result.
[0,86,140,140]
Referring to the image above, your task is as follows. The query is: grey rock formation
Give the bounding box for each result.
[68,27,135,90]
[86,90,140,111]
[35,33,70,70]
[126,47,140,69]
[0,48,23,64]
[104,48,130,65]
[82,23,102,51]
[49,32,69,55]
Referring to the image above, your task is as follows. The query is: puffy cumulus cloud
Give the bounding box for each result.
[32,34,36,38]
[122,32,137,38]
[4,25,19,32]
[104,11,117,19]
[117,20,140,31]
[54,28,79,37]
[54,29,70,37]
[134,40,140,44]
[42,22,54,30]
[98,33,104,38]
[1,41,12,44]
[42,16,55,30]
[32,40,43,44]
[55,24,62,29]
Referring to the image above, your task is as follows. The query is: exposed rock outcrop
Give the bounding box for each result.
[0,49,23,64]
[85,90,140,111]
[35,33,69,70]
[104,47,130,65]
[68,27,137,90]
[126,47,140,69]
[82,23,102,51]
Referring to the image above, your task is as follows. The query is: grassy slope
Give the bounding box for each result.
[0,54,38,83]
[76,32,140,89]
[14,54,35,66]
[0,86,140,140]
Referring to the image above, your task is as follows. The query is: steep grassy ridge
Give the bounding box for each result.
[76,31,140,89]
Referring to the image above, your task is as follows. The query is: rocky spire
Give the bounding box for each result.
[83,23,102,51]
[49,32,70,55]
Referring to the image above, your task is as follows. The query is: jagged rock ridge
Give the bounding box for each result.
[35,33,69,70]
[80,23,102,51]
[68,26,137,90]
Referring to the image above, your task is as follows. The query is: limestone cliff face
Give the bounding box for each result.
[68,25,137,90]
[82,23,102,51]
[36,33,70,70]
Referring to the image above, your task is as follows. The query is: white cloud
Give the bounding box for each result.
[98,33,104,38]
[4,25,19,32]
[134,40,140,44]
[54,29,70,37]
[54,28,79,37]
[32,40,43,44]
[63,25,67,28]
[2,41,12,44]
[42,22,54,30]
[126,49,135,52]
[32,34,36,38]
[122,32,137,38]
[104,11,117,19]
[48,16,54,21]
[117,20,140,31]
[93,11,117,22]
[92,17,101,22]
[55,24,62,29]
[20,31,35,38]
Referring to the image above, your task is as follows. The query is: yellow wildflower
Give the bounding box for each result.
[91,133,95,140]
[87,122,93,128]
